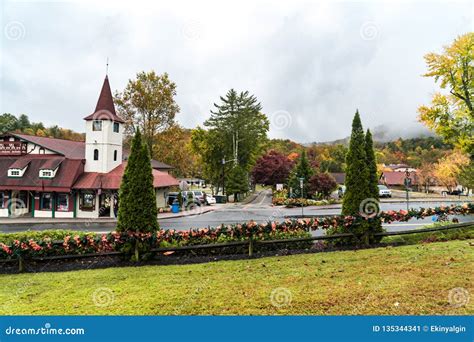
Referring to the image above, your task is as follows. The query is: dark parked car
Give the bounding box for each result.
[445,189,463,196]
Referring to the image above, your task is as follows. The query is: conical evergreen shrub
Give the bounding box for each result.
[117,129,159,233]
[341,110,369,216]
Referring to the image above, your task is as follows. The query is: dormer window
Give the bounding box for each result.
[8,164,28,178]
[93,120,102,131]
[40,170,53,178]
[39,160,62,179]
[113,122,120,133]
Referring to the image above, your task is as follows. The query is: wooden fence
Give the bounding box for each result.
[0,221,472,272]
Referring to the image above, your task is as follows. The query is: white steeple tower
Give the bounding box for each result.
[83,76,124,173]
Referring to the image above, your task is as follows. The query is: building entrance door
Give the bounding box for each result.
[98,193,111,217]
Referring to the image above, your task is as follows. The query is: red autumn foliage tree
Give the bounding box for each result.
[308,173,337,199]
[252,150,295,186]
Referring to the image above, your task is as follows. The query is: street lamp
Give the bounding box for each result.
[299,177,305,217]
[404,169,411,211]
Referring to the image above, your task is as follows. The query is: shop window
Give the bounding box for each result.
[80,192,95,211]
[40,193,52,210]
[56,193,69,211]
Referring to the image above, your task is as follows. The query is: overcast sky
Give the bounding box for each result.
[0,0,472,142]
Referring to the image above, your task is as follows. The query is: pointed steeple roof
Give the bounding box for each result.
[84,76,125,123]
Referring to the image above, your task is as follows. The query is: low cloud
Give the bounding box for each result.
[0,0,471,142]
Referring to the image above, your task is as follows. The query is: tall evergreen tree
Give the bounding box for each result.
[365,129,379,201]
[341,111,368,215]
[288,149,314,198]
[117,129,159,233]
[365,129,384,241]
[226,165,249,201]
[204,89,269,171]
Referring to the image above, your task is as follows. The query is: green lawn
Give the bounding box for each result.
[0,239,472,315]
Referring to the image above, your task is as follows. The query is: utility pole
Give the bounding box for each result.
[222,157,237,199]
[222,158,226,196]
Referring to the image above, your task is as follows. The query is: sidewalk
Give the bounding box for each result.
[305,198,473,211]
[0,206,217,225]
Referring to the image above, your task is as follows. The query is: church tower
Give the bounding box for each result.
[83,76,124,173]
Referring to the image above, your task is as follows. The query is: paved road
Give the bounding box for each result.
[0,189,472,233]
[158,190,472,233]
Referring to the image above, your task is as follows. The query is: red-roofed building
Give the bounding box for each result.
[0,76,178,219]
[380,171,418,188]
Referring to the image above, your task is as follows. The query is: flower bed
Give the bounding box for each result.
[0,222,313,260]
[0,203,472,260]
[272,197,340,207]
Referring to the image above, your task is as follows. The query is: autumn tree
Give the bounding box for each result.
[114,71,179,155]
[308,173,337,199]
[418,33,474,156]
[434,150,470,192]
[417,163,437,193]
[0,113,84,140]
[251,150,294,186]
[458,162,474,194]
[153,125,199,177]
[190,127,227,193]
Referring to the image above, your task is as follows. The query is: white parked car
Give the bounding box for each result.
[378,185,392,198]
[205,194,216,205]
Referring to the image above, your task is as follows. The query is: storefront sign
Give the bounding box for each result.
[0,142,27,155]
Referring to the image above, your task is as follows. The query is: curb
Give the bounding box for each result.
[0,208,217,225]
[158,208,215,220]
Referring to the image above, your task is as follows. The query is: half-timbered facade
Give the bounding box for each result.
[0,76,178,218]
